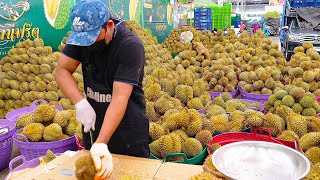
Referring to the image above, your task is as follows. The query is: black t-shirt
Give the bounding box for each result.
[62,21,148,133]
[62,23,145,88]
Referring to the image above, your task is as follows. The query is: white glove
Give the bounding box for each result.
[75,98,96,133]
[90,143,113,179]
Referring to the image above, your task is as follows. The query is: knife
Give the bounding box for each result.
[89,130,94,145]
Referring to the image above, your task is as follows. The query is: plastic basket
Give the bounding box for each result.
[6,100,63,122]
[207,128,297,154]
[150,147,207,165]
[0,119,16,171]
[209,90,238,99]
[238,86,270,103]
[13,129,78,161]
[5,155,40,180]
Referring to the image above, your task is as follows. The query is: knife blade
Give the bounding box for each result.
[89,130,94,145]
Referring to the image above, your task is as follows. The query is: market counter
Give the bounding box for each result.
[8,151,203,180]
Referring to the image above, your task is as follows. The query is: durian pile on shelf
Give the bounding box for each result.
[58,31,70,52]
[16,104,82,143]
[0,38,85,118]
[283,42,320,97]
[265,85,320,116]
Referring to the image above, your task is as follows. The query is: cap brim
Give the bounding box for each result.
[66,27,101,46]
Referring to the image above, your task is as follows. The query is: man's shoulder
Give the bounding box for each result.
[117,25,144,47]
[121,31,144,48]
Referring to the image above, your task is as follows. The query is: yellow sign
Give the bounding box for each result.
[0,22,40,45]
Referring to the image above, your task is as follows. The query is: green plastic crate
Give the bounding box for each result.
[150,147,208,165]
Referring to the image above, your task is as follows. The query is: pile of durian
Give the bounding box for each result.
[16,104,82,143]
[207,58,239,92]
[144,44,172,73]
[125,23,320,177]
[58,31,70,52]
[272,105,320,179]
[265,85,320,116]
[0,38,84,118]
[163,28,288,94]
[283,42,320,97]
[238,66,283,94]
[126,20,158,46]
[162,28,196,53]
[149,108,211,160]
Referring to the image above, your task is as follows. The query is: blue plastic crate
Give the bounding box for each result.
[196,22,212,28]
[199,26,212,31]
[194,8,212,15]
[199,22,212,31]
[194,15,212,20]
[290,0,304,8]
[194,11,211,17]
[194,16,212,23]
[200,22,212,27]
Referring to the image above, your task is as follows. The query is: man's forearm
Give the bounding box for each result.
[95,96,129,144]
[55,68,84,105]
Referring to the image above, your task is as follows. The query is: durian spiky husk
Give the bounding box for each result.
[0,38,85,119]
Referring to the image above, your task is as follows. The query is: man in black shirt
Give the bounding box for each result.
[55,0,149,179]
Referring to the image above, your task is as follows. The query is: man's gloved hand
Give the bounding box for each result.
[75,98,96,133]
[90,143,113,180]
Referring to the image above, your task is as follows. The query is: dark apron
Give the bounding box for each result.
[80,21,150,158]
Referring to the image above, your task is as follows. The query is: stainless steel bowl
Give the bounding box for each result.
[212,141,310,180]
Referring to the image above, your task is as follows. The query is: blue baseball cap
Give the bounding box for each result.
[67,0,110,46]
